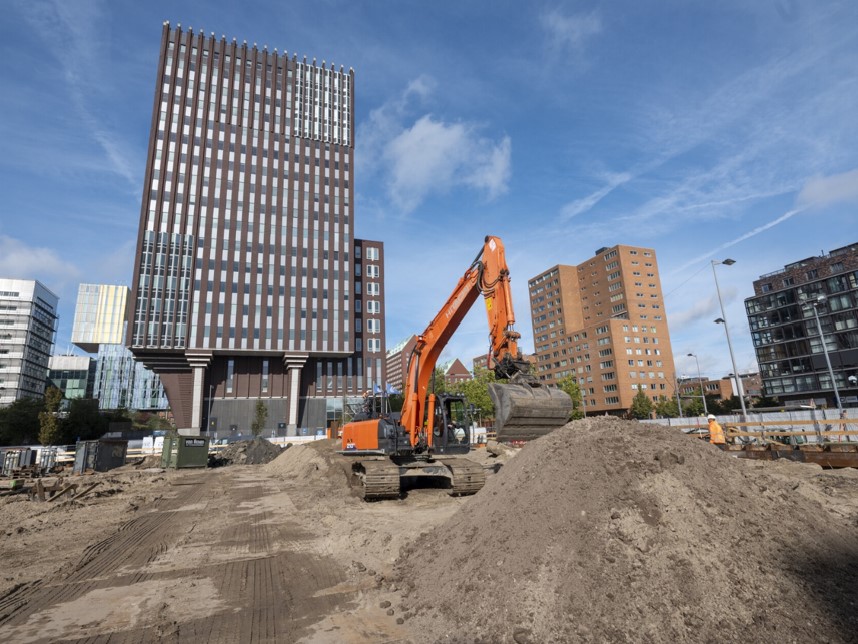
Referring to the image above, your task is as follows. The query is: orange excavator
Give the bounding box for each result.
[340,235,573,499]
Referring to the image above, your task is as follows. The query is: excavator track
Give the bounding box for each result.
[444,458,486,496]
[352,459,401,500]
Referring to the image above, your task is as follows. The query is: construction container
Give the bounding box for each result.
[73,439,128,474]
[161,435,210,469]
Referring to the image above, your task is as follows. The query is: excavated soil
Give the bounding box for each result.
[2,420,857,642]
[210,437,283,466]
[394,417,858,643]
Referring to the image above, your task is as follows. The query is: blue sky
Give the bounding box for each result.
[2,0,857,384]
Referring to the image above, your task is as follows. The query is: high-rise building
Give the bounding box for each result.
[528,245,676,415]
[72,284,168,411]
[0,278,58,406]
[127,23,384,435]
[386,335,417,393]
[744,242,858,407]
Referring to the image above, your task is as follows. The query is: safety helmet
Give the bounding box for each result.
[707,414,716,420]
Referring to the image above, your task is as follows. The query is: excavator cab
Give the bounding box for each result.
[431,394,473,455]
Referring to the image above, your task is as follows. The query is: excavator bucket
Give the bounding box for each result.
[488,382,573,442]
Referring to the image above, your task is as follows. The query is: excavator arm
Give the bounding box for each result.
[400,236,572,447]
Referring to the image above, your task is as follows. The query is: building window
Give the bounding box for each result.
[262,359,269,393]
[226,359,235,394]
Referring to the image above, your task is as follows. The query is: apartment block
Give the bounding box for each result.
[386,335,417,393]
[0,279,58,406]
[745,242,858,407]
[127,24,383,434]
[529,245,676,415]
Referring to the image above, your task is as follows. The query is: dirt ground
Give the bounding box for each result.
[1,418,857,643]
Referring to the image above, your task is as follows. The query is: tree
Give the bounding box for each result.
[628,389,654,420]
[251,398,268,437]
[556,374,584,420]
[654,395,680,418]
[684,387,706,417]
[453,367,497,422]
[61,398,109,444]
[38,386,64,446]
[0,397,44,446]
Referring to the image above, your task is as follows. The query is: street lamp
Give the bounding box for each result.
[805,294,843,414]
[712,258,748,419]
[687,353,708,416]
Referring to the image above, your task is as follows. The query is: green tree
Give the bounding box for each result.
[0,397,44,445]
[454,367,497,422]
[654,395,680,418]
[430,367,448,395]
[556,374,584,420]
[146,414,173,431]
[60,398,109,444]
[628,389,654,420]
[38,386,64,446]
[684,387,706,417]
[251,398,268,437]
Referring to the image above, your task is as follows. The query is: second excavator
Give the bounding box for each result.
[340,235,573,499]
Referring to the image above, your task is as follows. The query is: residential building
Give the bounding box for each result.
[678,372,761,405]
[386,335,417,393]
[72,284,168,411]
[127,23,384,435]
[745,242,858,407]
[0,279,58,406]
[440,359,471,386]
[529,245,676,415]
[47,355,95,400]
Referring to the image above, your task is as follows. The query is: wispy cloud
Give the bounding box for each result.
[0,235,81,291]
[559,172,632,221]
[17,0,139,189]
[798,167,858,208]
[540,8,602,56]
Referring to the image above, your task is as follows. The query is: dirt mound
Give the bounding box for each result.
[394,417,858,643]
[263,439,351,487]
[211,437,282,466]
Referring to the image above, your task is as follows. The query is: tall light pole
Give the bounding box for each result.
[674,376,684,419]
[712,258,748,419]
[687,353,708,416]
[806,294,843,414]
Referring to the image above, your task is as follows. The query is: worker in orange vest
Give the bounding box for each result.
[707,414,725,445]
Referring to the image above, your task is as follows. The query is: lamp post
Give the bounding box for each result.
[806,294,843,414]
[687,353,708,416]
[674,376,684,419]
[712,258,748,419]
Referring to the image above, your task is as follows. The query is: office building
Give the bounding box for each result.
[127,23,384,434]
[528,245,676,415]
[0,278,59,406]
[440,359,471,386]
[72,284,169,411]
[47,355,95,400]
[745,242,858,407]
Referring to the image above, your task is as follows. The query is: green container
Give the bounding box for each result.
[161,435,209,468]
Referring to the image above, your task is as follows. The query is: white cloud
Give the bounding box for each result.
[540,9,602,55]
[368,106,511,214]
[559,172,632,221]
[0,235,81,290]
[797,168,858,208]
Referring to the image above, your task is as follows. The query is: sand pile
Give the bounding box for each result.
[211,437,282,466]
[264,439,351,488]
[394,417,858,643]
